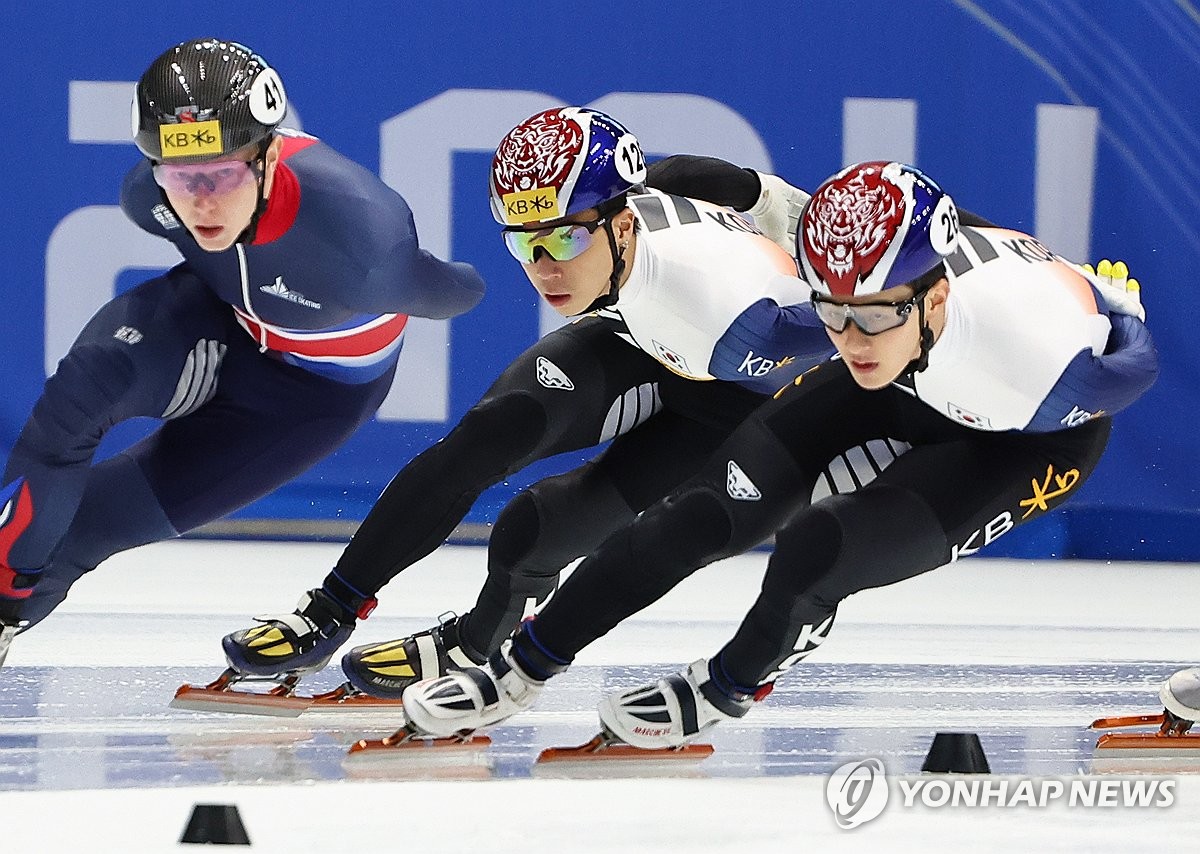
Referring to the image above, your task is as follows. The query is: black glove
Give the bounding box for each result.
[0,561,38,626]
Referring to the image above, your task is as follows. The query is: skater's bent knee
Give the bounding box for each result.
[631,488,736,566]
[490,491,541,570]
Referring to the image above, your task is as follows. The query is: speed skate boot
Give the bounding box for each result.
[402,625,569,738]
[598,659,754,749]
[1160,667,1200,733]
[222,588,364,678]
[341,613,486,699]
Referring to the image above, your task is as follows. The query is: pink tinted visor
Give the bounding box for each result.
[152,158,258,197]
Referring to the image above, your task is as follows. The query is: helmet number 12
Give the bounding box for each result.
[615,137,647,183]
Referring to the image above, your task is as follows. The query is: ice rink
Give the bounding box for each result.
[1,540,1198,852]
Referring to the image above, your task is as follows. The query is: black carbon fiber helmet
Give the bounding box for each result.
[133,39,287,164]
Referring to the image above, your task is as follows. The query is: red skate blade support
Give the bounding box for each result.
[536,735,714,764]
[170,683,313,717]
[1095,732,1200,753]
[294,686,405,714]
[170,678,406,718]
[346,732,492,757]
[1090,713,1165,730]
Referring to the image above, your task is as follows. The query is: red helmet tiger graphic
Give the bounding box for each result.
[798,161,958,298]
[490,107,646,226]
[491,109,584,200]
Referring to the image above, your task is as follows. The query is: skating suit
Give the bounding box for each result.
[592,188,829,395]
[526,225,1158,690]
[2,130,484,621]
[329,188,834,642]
[887,225,1152,431]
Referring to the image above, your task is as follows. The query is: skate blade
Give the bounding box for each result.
[346,730,492,758]
[1095,731,1200,754]
[536,734,715,764]
[170,683,313,717]
[295,684,405,715]
[344,730,493,779]
[1093,731,1200,771]
[1090,713,1165,730]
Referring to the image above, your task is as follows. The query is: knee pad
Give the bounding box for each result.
[772,485,946,606]
[628,486,737,571]
[490,463,633,581]
[53,451,179,569]
[770,504,844,599]
[489,491,544,578]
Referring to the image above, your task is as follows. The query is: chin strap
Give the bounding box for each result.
[900,288,936,378]
[574,217,627,316]
[234,139,273,245]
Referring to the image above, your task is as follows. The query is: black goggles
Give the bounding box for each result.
[810,292,921,335]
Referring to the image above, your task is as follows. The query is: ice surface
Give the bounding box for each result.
[1,541,1197,851]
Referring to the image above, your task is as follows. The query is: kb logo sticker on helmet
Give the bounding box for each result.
[158,116,223,159]
[133,40,288,165]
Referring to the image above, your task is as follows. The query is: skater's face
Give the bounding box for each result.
[820,278,949,389]
[506,207,636,316]
[156,137,284,252]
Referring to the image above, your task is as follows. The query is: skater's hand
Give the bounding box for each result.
[0,565,37,625]
[0,581,33,667]
[0,585,30,626]
[1079,259,1145,322]
[746,172,810,255]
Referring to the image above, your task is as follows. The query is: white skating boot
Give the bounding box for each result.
[598,659,753,749]
[1161,667,1200,725]
[402,626,568,738]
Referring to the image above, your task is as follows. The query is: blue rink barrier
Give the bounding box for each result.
[1,1,1196,560]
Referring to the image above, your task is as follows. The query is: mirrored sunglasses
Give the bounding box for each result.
[152,159,258,197]
[811,293,918,335]
[502,218,608,263]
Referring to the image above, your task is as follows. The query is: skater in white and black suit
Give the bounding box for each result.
[219,107,845,693]
[400,160,1159,747]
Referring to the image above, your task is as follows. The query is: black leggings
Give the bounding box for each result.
[530,359,1111,689]
[329,316,765,655]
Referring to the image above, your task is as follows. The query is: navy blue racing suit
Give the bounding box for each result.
[0,130,485,626]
